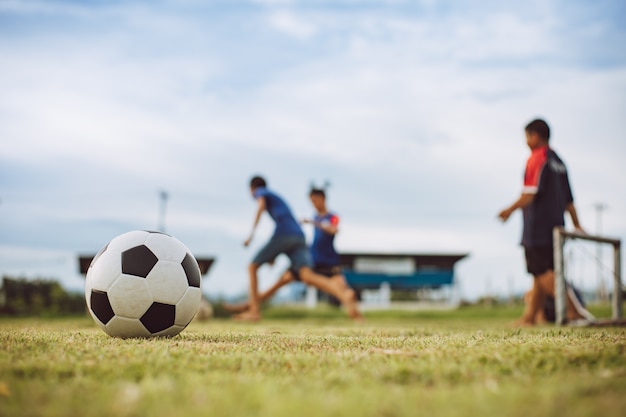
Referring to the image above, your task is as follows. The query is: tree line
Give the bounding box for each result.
[0,276,85,316]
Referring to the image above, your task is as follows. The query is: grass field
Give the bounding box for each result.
[1,304,625,417]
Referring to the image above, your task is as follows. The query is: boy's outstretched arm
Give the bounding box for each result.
[244,196,266,247]
[498,193,535,222]
[302,218,338,235]
[566,202,585,233]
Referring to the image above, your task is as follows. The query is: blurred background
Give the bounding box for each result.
[1,0,625,309]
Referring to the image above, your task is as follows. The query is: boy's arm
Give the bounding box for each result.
[315,222,339,235]
[302,216,339,235]
[498,193,535,222]
[566,202,585,233]
[244,197,266,247]
[315,221,338,235]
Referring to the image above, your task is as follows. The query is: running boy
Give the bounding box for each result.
[237,176,359,321]
[301,187,357,310]
[498,118,587,326]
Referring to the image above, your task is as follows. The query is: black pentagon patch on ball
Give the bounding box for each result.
[181,253,201,288]
[90,290,115,324]
[140,302,175,334]
[122,245,158,278]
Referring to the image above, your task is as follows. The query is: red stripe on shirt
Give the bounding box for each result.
[523,146,548,194]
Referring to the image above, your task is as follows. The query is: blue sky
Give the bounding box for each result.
[1,0,625,301]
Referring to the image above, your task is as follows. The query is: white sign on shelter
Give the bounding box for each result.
[354,257,415,275]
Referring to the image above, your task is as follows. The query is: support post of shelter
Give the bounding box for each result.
[305,287,318,309]
[379,282,391,308]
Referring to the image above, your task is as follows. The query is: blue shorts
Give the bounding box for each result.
[252,235,312,271]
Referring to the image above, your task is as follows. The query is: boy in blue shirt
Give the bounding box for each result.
[236,176,360,321]
[301,187,356,307]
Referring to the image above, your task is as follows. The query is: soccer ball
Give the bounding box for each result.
[85,230,202,338]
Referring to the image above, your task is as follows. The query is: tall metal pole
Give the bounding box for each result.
[158,190,169,233]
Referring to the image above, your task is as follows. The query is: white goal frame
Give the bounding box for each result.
[553,227,623,325]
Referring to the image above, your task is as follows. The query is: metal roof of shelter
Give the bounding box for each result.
[339,253,468,269]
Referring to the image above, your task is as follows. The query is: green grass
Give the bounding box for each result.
[1,305,625,417]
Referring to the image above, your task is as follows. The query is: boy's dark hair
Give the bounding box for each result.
[250,176,266,189]
[309,187,326,198]
[525,119,550,142]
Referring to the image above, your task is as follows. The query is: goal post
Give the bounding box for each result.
[553,227,623,325]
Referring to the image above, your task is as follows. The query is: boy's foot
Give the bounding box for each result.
[534,310,548,325]
[222,302,249,314]
[512,318,535,327]
[341,288,364,322]
[233,311,261,322]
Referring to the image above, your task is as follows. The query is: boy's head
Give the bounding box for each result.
[250,176,267,190]
[525,119,550,149]
[309,187,326,211]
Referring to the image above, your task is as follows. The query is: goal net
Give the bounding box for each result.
[553,227,623,325]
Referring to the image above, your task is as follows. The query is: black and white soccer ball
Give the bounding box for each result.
[85,230,202,338]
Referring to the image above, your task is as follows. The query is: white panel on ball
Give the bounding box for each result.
[155,325,186,338]
[175,287,203,326]
[146,261,188,304]
[106,230,150,253]
[106,316,152,338]
[107,275,154,319]
[145,232,187,262]
[87,249,123,291]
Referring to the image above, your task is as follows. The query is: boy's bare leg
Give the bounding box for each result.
[515,276,545,326]
[234,263,262,321]
[516,270,587,326]
[329,274,364,321]
[523,290,548,324]
[534,299,548,324]
[299,267,362,320]
[224,271,294,314]
[536,271,586,321]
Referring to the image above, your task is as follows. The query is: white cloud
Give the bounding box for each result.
[267,9,318,39]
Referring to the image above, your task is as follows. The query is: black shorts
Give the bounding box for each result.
[314,265,342,278]
[524,246,554,276]
[292,265,342,281]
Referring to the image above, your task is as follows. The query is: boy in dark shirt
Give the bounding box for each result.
[498,119,587,326]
